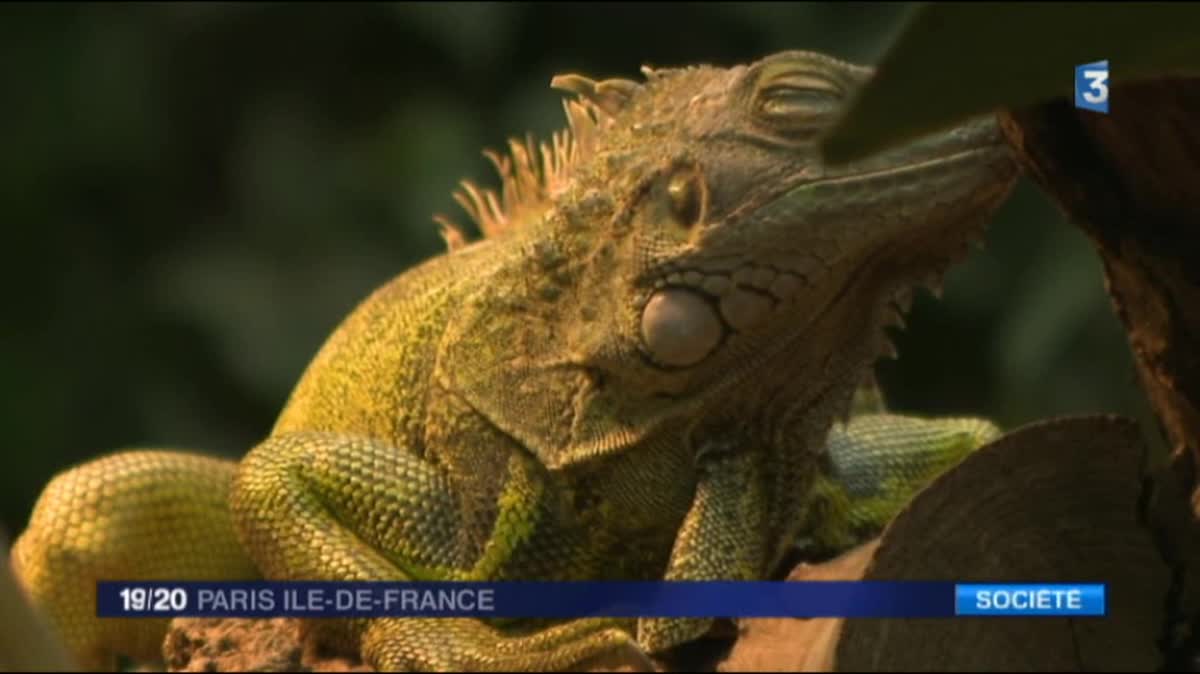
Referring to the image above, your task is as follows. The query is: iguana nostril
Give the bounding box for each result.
[641,289,723,367]
[720,287,774,332]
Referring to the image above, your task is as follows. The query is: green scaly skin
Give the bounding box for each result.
[11,50,1018,671]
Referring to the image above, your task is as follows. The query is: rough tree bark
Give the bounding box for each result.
[998,77,1200,664]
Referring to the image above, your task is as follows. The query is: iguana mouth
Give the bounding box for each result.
[767,142,1011,217]
[804,145,1004,191]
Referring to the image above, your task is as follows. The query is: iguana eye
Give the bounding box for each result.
[757,82,839,118]
[667,169,705,228]
[752,69,843,134]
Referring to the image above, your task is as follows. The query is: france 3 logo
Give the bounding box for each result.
[1075,60,1109,114]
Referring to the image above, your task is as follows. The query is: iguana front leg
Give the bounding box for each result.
[637,443,767,653]
[801,413,1001,555]
[636,411,1000,655]
[231,431,645,672]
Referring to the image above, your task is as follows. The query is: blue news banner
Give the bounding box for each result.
[97,581,1106,619]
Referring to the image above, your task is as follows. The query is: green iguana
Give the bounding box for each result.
[11,50,1017,671]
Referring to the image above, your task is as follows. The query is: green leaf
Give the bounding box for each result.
[821,2,1200,164]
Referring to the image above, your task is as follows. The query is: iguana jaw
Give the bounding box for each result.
[631,116,1017,394]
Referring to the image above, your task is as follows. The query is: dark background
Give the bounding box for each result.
[0,2,1159,538]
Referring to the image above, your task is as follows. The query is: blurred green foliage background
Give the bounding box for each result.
[0,2,1160,537]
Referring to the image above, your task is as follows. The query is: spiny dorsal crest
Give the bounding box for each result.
[434,64,685,251]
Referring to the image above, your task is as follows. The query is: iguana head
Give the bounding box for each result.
[439,50,1018,468]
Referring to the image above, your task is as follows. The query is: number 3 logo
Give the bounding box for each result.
[1075,60,1110,113]
[1082,70,1109,104]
